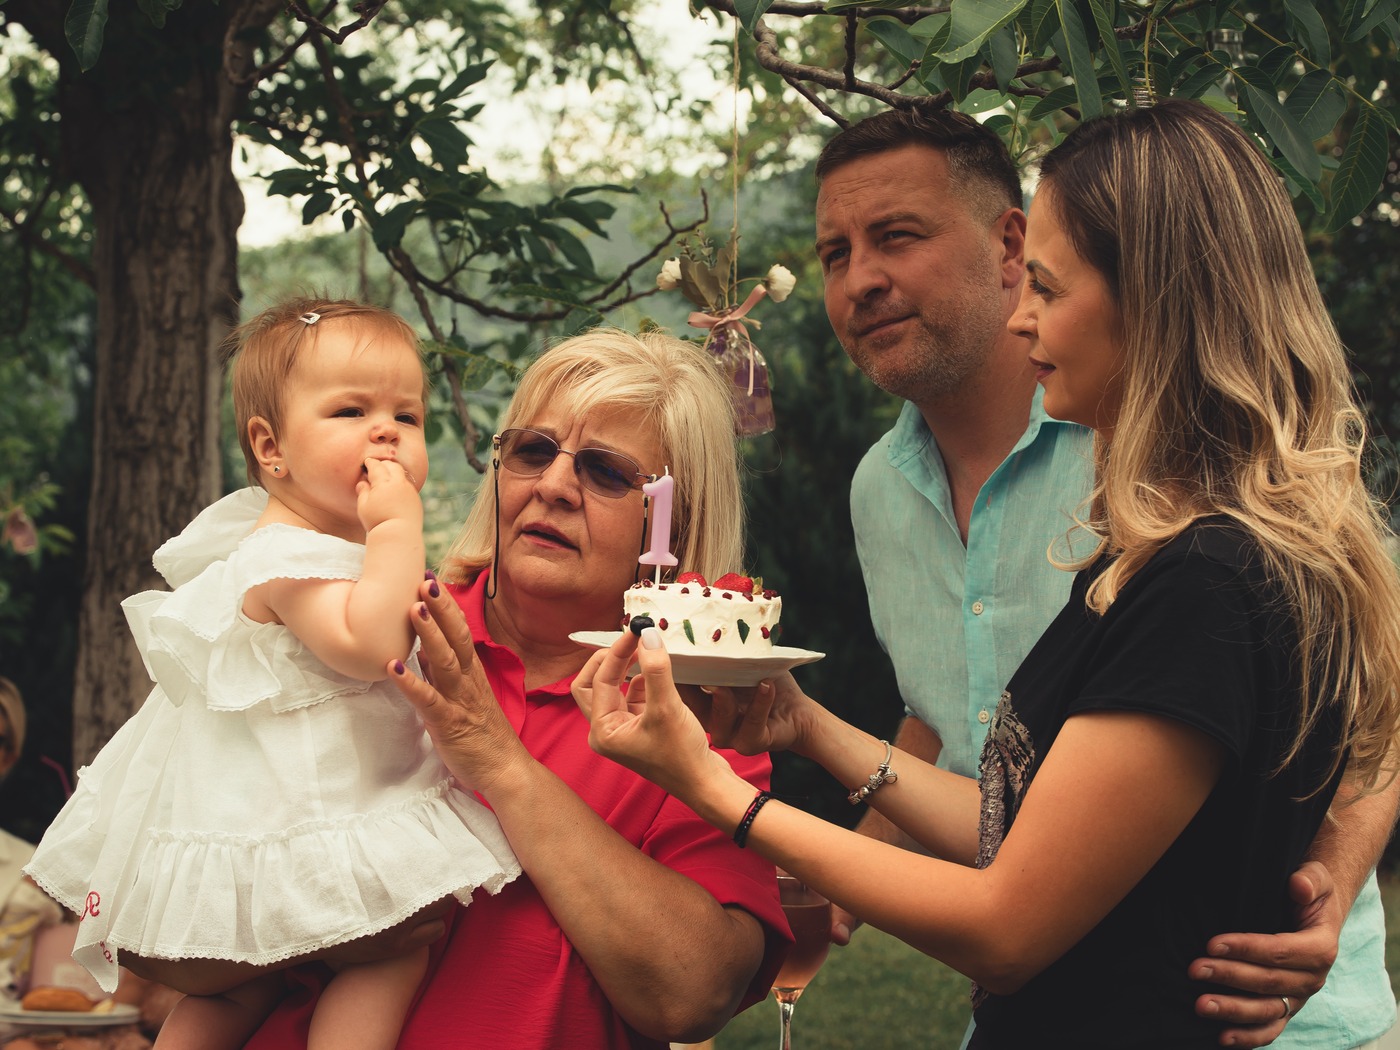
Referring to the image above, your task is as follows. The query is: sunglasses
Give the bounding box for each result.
[494,428,650,498]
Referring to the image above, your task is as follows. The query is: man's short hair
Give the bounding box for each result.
[816,107,1023,220]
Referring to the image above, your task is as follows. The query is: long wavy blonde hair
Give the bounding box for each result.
[1041,100,1400,791]
[441,328,745,585]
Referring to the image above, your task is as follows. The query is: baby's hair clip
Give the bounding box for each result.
[298,312,321,325]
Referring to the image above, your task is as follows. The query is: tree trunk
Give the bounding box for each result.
[22,1,280,764]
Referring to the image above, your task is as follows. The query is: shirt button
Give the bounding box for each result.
[971,600,985,615]
[977,709,990,724]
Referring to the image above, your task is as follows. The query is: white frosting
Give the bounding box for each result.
[622,579,781,656]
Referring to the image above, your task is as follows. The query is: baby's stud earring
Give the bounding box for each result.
[273,466,281,474]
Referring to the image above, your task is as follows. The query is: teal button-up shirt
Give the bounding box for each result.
[852,391,1094,776]
[849,389,1394,1048]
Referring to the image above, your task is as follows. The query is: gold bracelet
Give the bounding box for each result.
[847,739,898,805]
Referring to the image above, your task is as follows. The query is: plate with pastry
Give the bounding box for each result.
[0,986,141,1026]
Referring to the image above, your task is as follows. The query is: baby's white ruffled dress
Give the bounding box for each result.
[25,489,521,992]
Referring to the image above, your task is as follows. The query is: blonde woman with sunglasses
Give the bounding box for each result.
[203,327,788,1050]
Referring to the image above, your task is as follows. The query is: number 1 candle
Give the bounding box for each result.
[639,470,677,579]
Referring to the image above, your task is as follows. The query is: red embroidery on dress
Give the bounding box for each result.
[82,891,101,919]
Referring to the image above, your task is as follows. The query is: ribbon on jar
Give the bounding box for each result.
[688,284,768,397]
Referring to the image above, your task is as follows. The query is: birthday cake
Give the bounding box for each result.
[622,573,781,657]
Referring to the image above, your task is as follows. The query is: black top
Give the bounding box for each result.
[969,523,1344,1049]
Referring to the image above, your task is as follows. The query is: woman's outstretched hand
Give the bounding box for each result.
[573,626,731,798]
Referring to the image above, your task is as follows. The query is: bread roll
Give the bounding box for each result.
[20,985,98,1012]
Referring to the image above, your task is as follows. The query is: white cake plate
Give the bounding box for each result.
[569,631,825,687]
[0,1001,141,1027]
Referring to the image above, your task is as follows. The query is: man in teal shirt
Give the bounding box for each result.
[817,107,1398,1048]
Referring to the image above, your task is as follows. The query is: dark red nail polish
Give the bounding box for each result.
[428,581,440,599]
[424,569,437,582]
[392,660,405,675]
[417,603,429,620]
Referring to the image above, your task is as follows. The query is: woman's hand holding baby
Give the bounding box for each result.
[389,575,535,800]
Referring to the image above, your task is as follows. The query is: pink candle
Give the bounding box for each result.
[639,471,678,571]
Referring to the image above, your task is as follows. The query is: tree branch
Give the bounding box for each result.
[222,0,301,88]
[387,249,487,474]
[285,0,389,45]
[703,1,951,22]
[783,75,849,128]
[0,196,95,289]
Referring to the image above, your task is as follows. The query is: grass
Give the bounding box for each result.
[709,869,1400,1049]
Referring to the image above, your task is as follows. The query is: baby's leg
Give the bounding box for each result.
[153,972,286,1050]
[308,946,429,1050]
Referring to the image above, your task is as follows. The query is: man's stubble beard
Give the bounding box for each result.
[844,288,1006,407]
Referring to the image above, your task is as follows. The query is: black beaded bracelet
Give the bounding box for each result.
[733,790,773,848]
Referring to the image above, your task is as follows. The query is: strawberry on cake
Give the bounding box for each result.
[622,572,781,657]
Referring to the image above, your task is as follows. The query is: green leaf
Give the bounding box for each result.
[1256,45,1298,83]
[733,0,774,32]
[565,183,632,198]
[682,620,695,645]
[1021,0,1061,52]
[1282,0,1331,64]
[506,283,599,312]
[435,62,491,104]
[1087,0,1131,97]
[241,122,314,166]
[416,116,471,170]
[907,12,951,43]
[301,192,335,226]
[435,337,520,387]
[457,353,516,391]
[1326,102,1390,230]
[1347,0,1400,39]
[737,619,750,643]
[1053,2,1101,119]
[679,255,724,310]
[265,167,320,198]
[1240,79,1321,182]
[1285,70,1346,140]
[65,0,109,71]
[538,223,596,276]
[932,0,1028,64]
[1165,45,1208,86]
[371,200,419,250]
[1174,57,1228,100]
[555,198,613,235]
[136,0,181,29]
[866,18,923,69]
[1269,148,1326,211]
[962,88,1017,114]
[944,54,982,102]
[1028,83,1080,119]
[988,25,1020,91]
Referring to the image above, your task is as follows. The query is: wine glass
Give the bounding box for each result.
[772,871,832,1049]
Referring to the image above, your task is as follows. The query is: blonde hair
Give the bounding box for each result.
[226,297,425,486]
[1041,99,1400,791]
[441,328,744,584]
